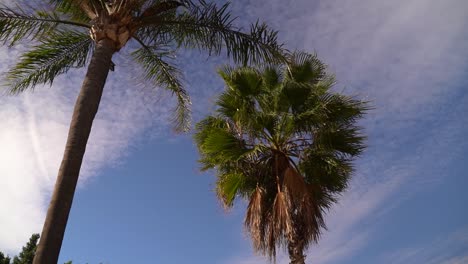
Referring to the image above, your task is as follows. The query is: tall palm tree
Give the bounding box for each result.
[0,1,284,263]
[194,52,368,264]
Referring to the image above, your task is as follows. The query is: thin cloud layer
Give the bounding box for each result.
[381,228,468,264]
[225,0,468,263]
[1,0,466,261]
[0,46,173,254]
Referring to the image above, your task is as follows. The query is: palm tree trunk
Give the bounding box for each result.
[288,238,306,264]
[33,39,116,264]
[288,216,306,264]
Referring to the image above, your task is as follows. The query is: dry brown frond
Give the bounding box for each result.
[245,187,265,252]
[298,184,327,246]
[77,0,98,19]
[282,166,308,205]
[265,190,293,259]
[282,164,326,246]
[299,194,322,244]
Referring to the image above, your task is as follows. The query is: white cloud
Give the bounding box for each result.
[224,0,468,263]
[0,46,174,254]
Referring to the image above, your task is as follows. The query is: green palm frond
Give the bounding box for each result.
[218,66,263,96]
[216,171,246,208]
[6,30,93,93]
[144,1,285,65]
[0,5,90,46]
[194,116,258,171]
[320,93,370,124]
[285,52,326,84]
[260,66,281,91]
[194,116,227,145]
[201,127,249,162]
[131,45,191,132]
[217,66,278,135]
[313,123,366,156]
[217,89,256,128]
[301,151,353,193]
[291,86,370,133]
[49,0,100,20]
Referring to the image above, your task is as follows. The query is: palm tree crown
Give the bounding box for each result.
[195,52,368,263]
[1,0,284,130]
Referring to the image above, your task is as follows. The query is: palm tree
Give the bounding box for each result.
[194,52,368,264]
[0,1,284,263]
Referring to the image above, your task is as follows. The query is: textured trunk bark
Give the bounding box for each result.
[33,39,116,264]
[288,236,306,264]
[288,216,306,264]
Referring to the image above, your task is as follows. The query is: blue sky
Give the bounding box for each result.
[1,0,467,263]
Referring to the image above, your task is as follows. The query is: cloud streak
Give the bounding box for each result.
[224,0,468,263]
[1,0,466,261]
[381,228,468,264]
[0,45,174,254]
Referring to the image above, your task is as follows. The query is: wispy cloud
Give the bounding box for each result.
[439,256,468,264]
[381,228,468,264]
[223,0,468,263]
[1,0,466,260]
[0,46,173,254]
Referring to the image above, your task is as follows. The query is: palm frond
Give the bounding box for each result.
[131,45,191,132]
[143,1,285,65]
[218,66,263,96]
[313,123,366,157]
[194,116,226,144]
[216,172,246,208]
[320,93,370,124]
[292,87,369,134]
[301,151,353,193]
[201,127,248,161]
[266,190,292,259]
[260,66,281,92]
[194,116,230,170]
[138,0,184,22]
[49,0,99,20]
[216,66,271,135]
[245,186,265,252]
[282,166,308,204]
[6,30,92,93]
[297,185,327,245]
[0,5,90,46]
[286,51,327,84]
[216,89,255,127]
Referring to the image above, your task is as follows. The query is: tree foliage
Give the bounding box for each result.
[1,0,285,131]
[0,234,39,264]
[0,252,11,264]
[0,234,76,264]
[195,52,368,261]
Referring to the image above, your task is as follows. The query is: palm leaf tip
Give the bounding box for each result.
[131,46,191,132]
[156,1,286,65]
[217,172,245,209]
[6,30,92,93]
[172,91,192,132]
[0,4,90,46]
